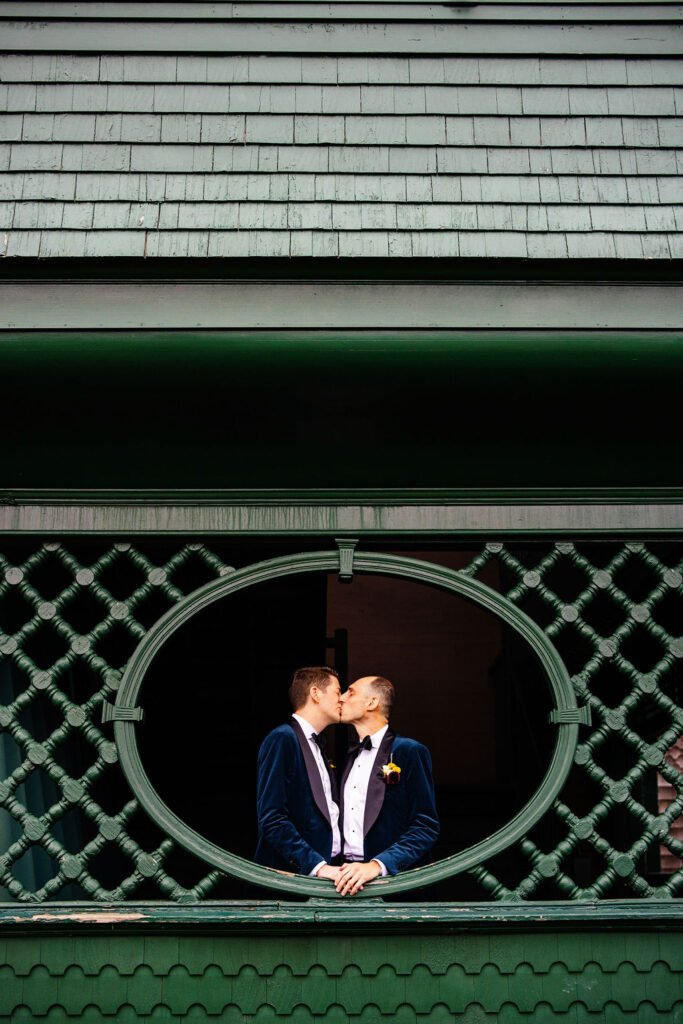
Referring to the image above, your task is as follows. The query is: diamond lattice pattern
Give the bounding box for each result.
[0,540,681,902]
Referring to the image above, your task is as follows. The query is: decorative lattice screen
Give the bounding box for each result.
[0,539,681,903]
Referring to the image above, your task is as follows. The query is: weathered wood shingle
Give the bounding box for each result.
[0,3,680,258]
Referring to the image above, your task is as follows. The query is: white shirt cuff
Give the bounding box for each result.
[372,859,388,877]
[310,861,326,877]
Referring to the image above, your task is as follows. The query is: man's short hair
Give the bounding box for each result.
[289,666,339,710]
[366,676,395,718]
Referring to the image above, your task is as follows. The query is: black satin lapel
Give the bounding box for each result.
[363,729,395,837]
[290,718,331,827]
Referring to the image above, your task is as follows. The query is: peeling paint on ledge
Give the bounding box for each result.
[6,911,147,924]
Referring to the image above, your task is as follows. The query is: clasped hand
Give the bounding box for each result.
[316,860,382,895]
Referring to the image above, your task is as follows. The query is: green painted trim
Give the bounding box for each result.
[4,488,683,506]
[2,19,680,54]
[0,900,681,933]
[1,2,679,21]
[115,548,576,898]
[3,285,682,330]
[2,498,683,535]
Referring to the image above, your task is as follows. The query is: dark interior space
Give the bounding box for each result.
[139,572,329,864]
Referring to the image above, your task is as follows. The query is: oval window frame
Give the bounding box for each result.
[113,549,578,898]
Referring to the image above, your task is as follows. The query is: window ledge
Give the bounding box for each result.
[1,900,681,934]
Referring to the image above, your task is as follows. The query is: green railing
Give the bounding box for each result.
[0,539,681,903]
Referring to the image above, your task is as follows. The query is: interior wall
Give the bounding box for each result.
[326,552,503,787]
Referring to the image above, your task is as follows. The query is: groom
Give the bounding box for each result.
[336,675,439,895]
[254,666,342,879]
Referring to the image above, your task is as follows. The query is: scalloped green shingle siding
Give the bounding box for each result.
[0,3,681,259]
[2,930,683,1019]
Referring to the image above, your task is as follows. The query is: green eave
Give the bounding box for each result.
[3,329,682,490]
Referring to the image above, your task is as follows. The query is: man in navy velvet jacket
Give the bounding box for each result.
[335,675,439,895]
[254,666,343,881]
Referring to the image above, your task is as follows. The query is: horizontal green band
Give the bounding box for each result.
[2,330,682,489]
[1,899,681,933]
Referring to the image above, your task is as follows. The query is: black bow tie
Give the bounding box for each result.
[312,731,328,755]
[348,734,372,758]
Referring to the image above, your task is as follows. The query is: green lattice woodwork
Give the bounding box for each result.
[0,539,682,904]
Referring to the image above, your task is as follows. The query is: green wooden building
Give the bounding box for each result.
[1,1,682,1020]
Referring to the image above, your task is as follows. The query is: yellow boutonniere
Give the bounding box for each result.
[380,761,401,785]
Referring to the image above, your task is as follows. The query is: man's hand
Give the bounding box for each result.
[335,860,382,896]
[316,864,342,881]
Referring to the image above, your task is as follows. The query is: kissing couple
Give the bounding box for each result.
[254,666,439,895]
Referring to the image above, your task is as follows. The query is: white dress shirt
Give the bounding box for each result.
[343,723,389,875]
[292,714,341,875]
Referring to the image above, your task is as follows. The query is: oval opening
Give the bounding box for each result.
[115,549,576,898]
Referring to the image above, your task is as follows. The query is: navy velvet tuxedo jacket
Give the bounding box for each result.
[340,729,439,875]
[254,719,438,877]
[254,719,337,876]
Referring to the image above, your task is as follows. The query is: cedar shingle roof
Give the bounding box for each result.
[1,3,680,258]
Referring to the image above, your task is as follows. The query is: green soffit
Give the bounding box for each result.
[2,330,682,490]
